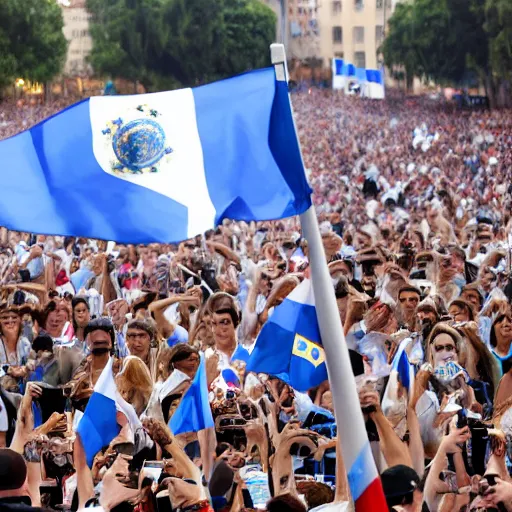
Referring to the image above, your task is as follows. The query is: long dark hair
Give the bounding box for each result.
[490,313,512,348]
[71,297,89,332]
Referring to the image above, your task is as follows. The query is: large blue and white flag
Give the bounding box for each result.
[246,279,328,392]
[169,354,214,435]
[0,69,312,243]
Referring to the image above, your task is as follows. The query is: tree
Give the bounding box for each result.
[86,0,159,89]
[486,0,512,79]
[380,2,425,90]
[382,0,512,106]
[382,0,488,88]
[86,0,277,91]
[0,0,67,90]
[219,0,278,77]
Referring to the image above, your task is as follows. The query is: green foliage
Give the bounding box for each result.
[0,0,67,89]
[486,0,512,78]
[219,0,278,77]
[382,0,512,92]
[380,2,421,88]
[86,0,277,90]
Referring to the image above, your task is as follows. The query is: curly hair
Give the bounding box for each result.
[296,480,334,509]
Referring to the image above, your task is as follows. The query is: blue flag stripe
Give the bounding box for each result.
[396,349,411,392]
[193,68,312,225]
[169,354,214,435]
[77,392,119,467]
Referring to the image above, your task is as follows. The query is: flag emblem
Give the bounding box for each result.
[292,334,325,367]
[102,105,173,175]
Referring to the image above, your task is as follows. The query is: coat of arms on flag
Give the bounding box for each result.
[292,334,325,367]
[101,104,174,175]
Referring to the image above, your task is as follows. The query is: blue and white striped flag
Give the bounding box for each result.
[0,69,312,243]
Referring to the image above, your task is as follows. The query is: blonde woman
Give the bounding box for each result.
[116,356,153,417]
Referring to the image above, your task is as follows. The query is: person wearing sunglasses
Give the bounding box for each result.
[427,326,460,368]
[422,323,487,422]
[71,317,117,388]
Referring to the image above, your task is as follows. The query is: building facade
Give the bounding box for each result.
[317,0,394,69]
[60,0,93,76]
[287,0,320,60]
[261,0,395,68]
[261,0,320,60]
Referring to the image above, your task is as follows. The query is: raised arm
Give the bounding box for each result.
[206,240,241,265]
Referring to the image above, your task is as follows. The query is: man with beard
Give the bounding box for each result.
[70,318,117,391]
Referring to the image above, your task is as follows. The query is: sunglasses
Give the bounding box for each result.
[434,343,456,353]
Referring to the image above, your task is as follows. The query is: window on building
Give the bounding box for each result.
[332,0,342,14]
[386,0,392,7]
[354,51,366,68]
[334,51,344,58]
[354,26,364,43]
[72,29,78,38]
[332,26,343,43]
[354,0,364,11]
[376,25,384,43]
[376,0,383,8]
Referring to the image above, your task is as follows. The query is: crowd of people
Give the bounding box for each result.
[0,88,512,512]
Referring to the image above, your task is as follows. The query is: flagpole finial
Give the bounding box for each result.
[270,43,288,83]
[270,43,286,65]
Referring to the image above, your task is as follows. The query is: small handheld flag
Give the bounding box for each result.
[247,279,328,392]
[76,358,120,467]
[169,354,214,435]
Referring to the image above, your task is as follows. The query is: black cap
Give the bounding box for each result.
[0,449,27,491]
[84,317,115,345]
[381,464,420,499]
[32,334,54,353]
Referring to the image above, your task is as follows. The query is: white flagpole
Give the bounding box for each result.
[271,43,378,501]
